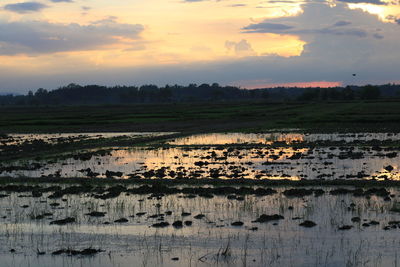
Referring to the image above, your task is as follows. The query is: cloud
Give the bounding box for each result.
[373,33,384,39]
[385,15,400,24]
[183,0,224,2]
[4,2,48,13]
[337,0,387,5]
[50,0,73,2]
[333,20,352,27]
[60,4,399,87]
[0,18,144,55]
[229,4,246,7]
[0,2,399,92]
[243,23,368,37]
[267,0,298,3]
[243,22,295,33]
[241,4,385,38]
[225,39,256,56]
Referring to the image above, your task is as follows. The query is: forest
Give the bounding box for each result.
[0,83,395,106]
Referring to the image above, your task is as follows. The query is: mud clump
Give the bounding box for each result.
[114,218,128,223]
[254,188,277,196]
[152,222,170,228]
[299,220,317,227]
[194,214,205,219]
[172,221,183,228]
[231,221,244,226]
[105,170,123,178]
[253,214,284,223]
[52,248,103,256]
[85,211,106,217]
[338,225,353,230]
[385,165,394,172]
[283,189,314,197]
[50,217,76,225]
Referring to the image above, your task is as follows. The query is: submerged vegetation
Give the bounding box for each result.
[1,179,400,266]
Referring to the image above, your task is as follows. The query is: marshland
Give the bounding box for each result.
[3,0,400,264]
[1,101,400,267]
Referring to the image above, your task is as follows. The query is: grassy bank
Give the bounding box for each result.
[1,100,400,133]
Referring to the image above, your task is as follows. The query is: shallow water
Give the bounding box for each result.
[1,132,400,267]
[1,185,400,266]
[168,132,400,145]
[1,132,174,147]
[1,132,399,181]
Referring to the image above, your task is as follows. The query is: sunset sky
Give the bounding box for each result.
[0,0,399,92]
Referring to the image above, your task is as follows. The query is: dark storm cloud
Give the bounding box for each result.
[4,2,48,13]
[0,19,144,55]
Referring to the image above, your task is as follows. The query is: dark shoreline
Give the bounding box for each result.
[1,176,400,188]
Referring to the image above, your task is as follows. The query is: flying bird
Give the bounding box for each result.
[352,74,356,76]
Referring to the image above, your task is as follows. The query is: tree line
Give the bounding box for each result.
[0,83,398,106]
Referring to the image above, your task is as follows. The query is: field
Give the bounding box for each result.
[1,100,400,133]
[1,101,400,267]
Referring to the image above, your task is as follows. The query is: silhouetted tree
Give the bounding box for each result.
[0,83,394,106]
[360,85,380,100]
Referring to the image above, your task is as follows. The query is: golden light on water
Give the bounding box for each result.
[370,166,400,180]
[169,133,306,145]
[112,139,309,180]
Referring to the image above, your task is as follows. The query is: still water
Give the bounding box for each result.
[1,132,399,180]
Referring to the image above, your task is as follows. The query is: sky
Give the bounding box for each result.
[0,0,399,93]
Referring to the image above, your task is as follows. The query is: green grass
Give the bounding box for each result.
[1,100,400,133]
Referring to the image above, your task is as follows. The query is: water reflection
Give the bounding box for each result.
[1,186,400,266]
[169,132,400,145]
[2,140,400,181]
[0,132,175,147]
